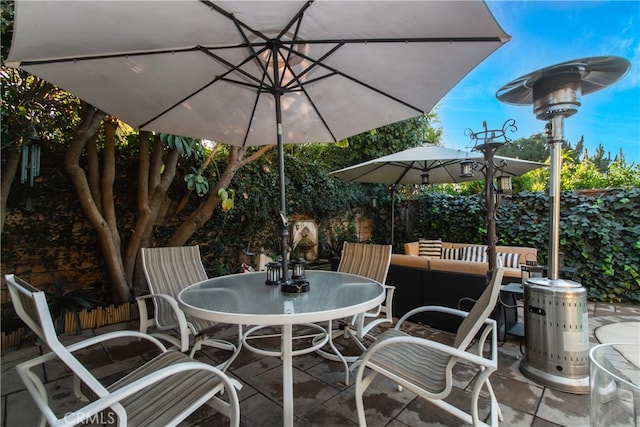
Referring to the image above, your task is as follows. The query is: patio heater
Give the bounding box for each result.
[496,56,630,394]
[463,119,517,276]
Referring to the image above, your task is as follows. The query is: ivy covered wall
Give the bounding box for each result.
[407,188,640,304]
[2,147,637,306]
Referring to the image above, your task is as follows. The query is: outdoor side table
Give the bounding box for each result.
[500,282,525,341]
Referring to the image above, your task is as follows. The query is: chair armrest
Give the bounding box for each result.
[64,330,168,354]
[395,305,469,329]
[135,293,189,329]
[360,332,498,372]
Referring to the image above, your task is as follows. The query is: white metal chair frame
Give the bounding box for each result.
[354,267,505,427]
[138,246,242,370]
[315,242,394,384]
[5,274,241,427]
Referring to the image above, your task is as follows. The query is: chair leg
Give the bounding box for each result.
[482,377,504,423]
[354,366,378,427]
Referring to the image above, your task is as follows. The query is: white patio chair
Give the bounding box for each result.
[5,274,241,427]
[316,242,394,384]
[138,246,241,370]
[354,266,505,427]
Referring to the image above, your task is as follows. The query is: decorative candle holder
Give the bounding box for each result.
[265,261,281,286]
[291,258,307,281]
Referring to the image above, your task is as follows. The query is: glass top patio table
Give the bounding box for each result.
[178,270,385,325]
[178,270,384,427]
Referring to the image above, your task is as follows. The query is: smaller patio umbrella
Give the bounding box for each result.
[330,143,544,244]
[330,144,542,185]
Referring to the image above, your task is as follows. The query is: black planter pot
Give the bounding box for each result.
[329,256,341,271]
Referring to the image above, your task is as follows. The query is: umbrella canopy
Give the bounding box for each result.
[330,144,544,185]
[6,1,509,146]
[6,1,510,285]
[331,143,544,246]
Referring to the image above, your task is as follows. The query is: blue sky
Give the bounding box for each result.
[436,0,640,162]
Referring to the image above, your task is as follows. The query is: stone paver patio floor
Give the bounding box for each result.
[2,301,638,426]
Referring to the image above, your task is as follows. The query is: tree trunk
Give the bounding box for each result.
[168,145,273,246]
[64,105,131,304]
[0,141,22,234]
[124,133,179,290]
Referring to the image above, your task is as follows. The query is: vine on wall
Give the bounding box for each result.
[410,188,640,304]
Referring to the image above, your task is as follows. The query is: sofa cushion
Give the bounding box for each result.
[441,247,461,260]
[404,241,420,256]
[498,252,521,268]
[418,239,442,258]
[460,245,488,263]
[402,241,537,266]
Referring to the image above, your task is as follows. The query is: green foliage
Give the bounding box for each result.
[46,278,105,334]
[411,189,640,304]
[184,169,209,196]
[320,219,358,258]
[217,187,235,211]
[496,132,549,162]
[309,115,436,170]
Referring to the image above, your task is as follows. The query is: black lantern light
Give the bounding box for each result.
[291,258,307,281]
[265,261,281,285]
[496,175,513,194]
[459,159,475,178]
[420,171,430,185]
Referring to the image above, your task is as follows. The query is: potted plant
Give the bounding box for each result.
[321,221,357,271]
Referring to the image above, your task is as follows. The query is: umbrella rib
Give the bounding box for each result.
[394,161,416,185]
[200,0,271,43]
[137,47,271,129]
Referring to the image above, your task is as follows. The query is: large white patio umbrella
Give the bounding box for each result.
[6,1,510,284]
[331,143,544,245]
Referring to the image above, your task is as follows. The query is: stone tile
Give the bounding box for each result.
[244,364,339,419]
[323,374,415,426]
[499,403,536,426]
[4,377,82,427]
[393,386,492,426]
[296,403,358,427]
[231,353,282,383]
[305,353,353,389]
[238,391,287,426]
[491,372,543,415]
[5,388,44,427]
[0,342,41,363]
[531,415,564,426]
[1,352,45,395]
[535,387,590,426]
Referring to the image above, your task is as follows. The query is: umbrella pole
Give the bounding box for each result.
[274,92,290,284]
[390,185,396,246]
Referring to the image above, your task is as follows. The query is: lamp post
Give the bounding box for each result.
[463,119,517,275]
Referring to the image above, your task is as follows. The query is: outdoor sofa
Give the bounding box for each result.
[388,240,537,332]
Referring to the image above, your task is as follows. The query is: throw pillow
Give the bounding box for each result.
[460,245,488,263]
[441,247,460,260]
[418,239,442,258]
[498,252,521,268]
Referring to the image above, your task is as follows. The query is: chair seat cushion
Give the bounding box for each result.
[84,350,225,426]
[363,329,452,393]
